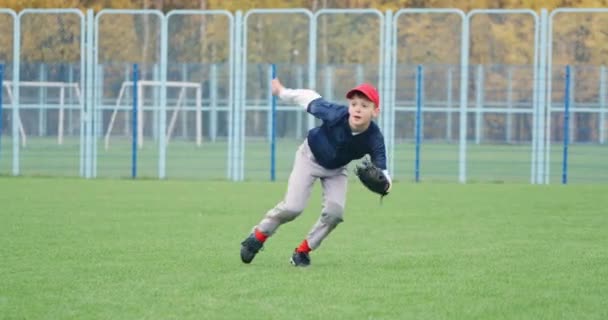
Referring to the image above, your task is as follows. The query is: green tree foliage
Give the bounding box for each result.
[0,12,15,61]
[1,0,607,65]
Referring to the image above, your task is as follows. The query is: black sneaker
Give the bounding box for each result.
[290,250,311,267]
[240,234,264,264]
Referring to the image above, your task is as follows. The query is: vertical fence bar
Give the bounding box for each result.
[545,12,554,184]
[266,66,273,142]
[239,11,247,181]
[68,64,74,135]
[270,64,277,182]
[475,64,484,145]
[137,82,144,149]
[599,65,606,144]
[459,15,469,183]
[376,9,386,132]
[180,64,188,138]
[12,13,20,176]
[308,11,316,133]
[562,65,570,185]
[228,14,236,180]
[446,67,453,142]
[38,64,46,137]
[158,14,168,179]
[415,65,423,183]
[93,64,104,177]
[569,66,575,144]
[84,9,94,178]
[384,9,395,176]
[58,87,65,144]
[531,12,541,184]
[153,63,160,141]
[536,9,548,184]
[229,10,241,181]
[96,65,104,139]
[123,66,130,134]
[132,64,139,179]
[296,65,303,139]
[227,11,235,180]
[195,83,202,146]
[531,64,538,183]
[506,66,513,144]
[0,64,3,161]
[210,63,218,142]
[78,8,86,175]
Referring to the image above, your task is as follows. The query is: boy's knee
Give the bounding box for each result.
[267,202,304,223]
[321,201,344,226]
[282,202,307,215]
[274,209,301,222]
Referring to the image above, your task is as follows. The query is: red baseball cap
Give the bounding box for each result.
[346,83,380,109]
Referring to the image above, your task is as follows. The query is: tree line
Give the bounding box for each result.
[0,0,607,65]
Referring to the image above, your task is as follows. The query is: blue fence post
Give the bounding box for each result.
[132,64,139,179]
[0,64,3,162]
[415,64,423,183]
[562,65,570,184]
[270,63,277,182]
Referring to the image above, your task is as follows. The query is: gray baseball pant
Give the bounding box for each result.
[255,140,347,250]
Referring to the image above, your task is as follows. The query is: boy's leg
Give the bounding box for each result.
[291,169,347,266]
[304,169,348,250]
[255,143,317,235]
[241,141,318,264]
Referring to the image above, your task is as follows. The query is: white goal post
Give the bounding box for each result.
[2,81,82,146]
[104,80,203,150]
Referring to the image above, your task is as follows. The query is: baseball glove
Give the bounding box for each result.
[355,159,390,197]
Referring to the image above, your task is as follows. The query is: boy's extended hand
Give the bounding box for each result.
[271,78,285,96]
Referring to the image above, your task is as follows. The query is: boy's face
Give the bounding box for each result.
[348,93,379,132]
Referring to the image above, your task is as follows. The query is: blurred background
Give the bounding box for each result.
[0,0,607,183]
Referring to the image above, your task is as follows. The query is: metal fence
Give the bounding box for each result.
[0,8,607,184]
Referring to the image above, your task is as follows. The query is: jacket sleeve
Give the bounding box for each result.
[306,97,348,122]
[369,130,392,188]
[278,88,321,109]
[278,87,347,122]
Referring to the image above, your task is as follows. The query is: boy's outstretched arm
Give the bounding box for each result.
[271,78,345,122]
[272,78,321,109]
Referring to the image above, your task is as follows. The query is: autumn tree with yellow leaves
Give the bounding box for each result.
[1,0,608,65]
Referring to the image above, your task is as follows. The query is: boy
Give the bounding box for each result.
[240,78,392,267]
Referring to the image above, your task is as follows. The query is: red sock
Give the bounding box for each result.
[296,240,311,253]
[254,228,268,243]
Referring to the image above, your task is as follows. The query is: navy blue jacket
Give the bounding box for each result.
[306,98,387,170]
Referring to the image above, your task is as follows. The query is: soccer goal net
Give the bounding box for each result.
[2,81,82,147]
[104,80,203,150]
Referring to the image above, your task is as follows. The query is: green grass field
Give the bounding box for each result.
[1,136,607,183]
[1,177,607,319]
